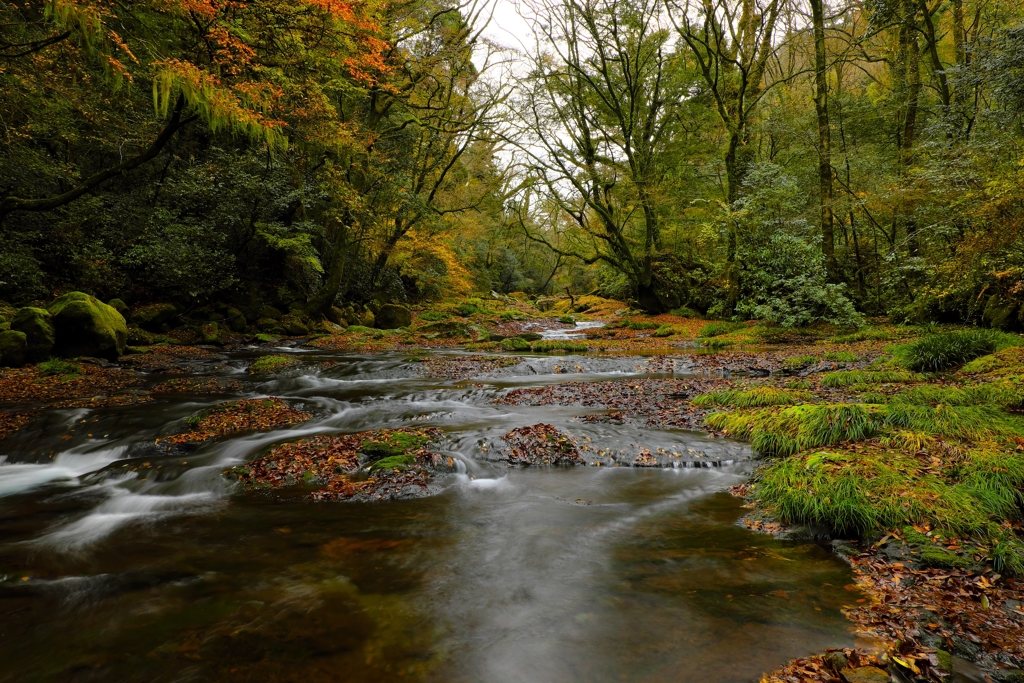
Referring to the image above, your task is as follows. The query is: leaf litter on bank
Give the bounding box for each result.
[156,398,311,447]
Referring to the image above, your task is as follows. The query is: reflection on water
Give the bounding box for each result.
[0,348,858,683]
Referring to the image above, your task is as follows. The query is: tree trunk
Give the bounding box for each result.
[305,218,351,316]
[810,0,836,278]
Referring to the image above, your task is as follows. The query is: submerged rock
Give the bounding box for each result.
[501,423,584,466]
[226,427,454,501]
[49,292,128,360]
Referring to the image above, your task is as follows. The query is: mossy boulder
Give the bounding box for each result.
[11,307,55,362]
[226,307,247,333]
[360,310,375,328]
[127,326,155,346]
[132,303,178,332]
[0,329,28,367]
[107,298,130,320]
[324,306,346,325]
[535,297,557,312]
[376,304,412,330]
[258,305,283,320]
[48,292,128,360]
[281,315,309,336]
[197,322,221,345]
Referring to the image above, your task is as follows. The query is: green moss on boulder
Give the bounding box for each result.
[11,307,55,362]
[0,329,28,367]
[132,303,177,332]
[376,303,412,329]
[48,292,128,360]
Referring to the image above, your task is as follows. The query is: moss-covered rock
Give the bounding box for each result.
[131,303,178,332]
[281,315,309,336]
[107,298,130,320]
[197,322,220,345]
[48,292,128,360]
[127,326,155,346]
[226,307,247,332]
[376,304,412,329]
[0,329,28,367]
[11,306,55,362]
[360,310,375,328]
[258,305,283,320]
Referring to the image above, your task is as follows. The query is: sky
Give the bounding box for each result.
[479,0,535,53]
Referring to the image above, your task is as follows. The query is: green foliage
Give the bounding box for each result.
[670,307,702,318]
[692,387,813,408]
[37,358,80,377]
[558,315,576,324]
[894,330,1023,372]
[420,311,451,321]
[784,355,817,367]
[821,370,921,387]
[828,328,902,344]
[698,337,735,349]
[653,325,684,337]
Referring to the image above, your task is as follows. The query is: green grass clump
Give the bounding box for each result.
[249,355,299,374]
[532,340,588,353]
[882,403,1021,441]
[821,370,920,388]
[692,387,813,408]
[420,311,451,322]
[343,325,374,335]
[828,327,899,344]
[784,355,818,367]
[558,315,576,324]
[889,379,1024,409]
[894,329,1023,372]
[254,333,280,343]
[367,454,416,472]
[654,324,689,337]
[899,528,971,568]
[698,337,735,349]
[38,358,80,377]
[670,307,702,318]
[499,311,523,322]
[704,404,885,457]
[823,351,860,362]
[499,337,530,351]
[697,321,744,337]
[627,320,659,330]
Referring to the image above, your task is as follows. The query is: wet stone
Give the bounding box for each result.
[841,667,891,683]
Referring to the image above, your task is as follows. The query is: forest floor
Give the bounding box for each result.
[1,293,1022,683]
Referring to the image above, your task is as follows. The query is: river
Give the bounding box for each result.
[0,343,859,682]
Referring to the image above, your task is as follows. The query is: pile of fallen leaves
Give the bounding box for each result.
[150,377,243,394]
[420,354,522,380]
[0,364,145,408]
[760,648,887,683]
[0,411,30,440]
[845,545,1024,676]
[498,377,721,430]
[228,427,449,502]
[501,423,583,466]
[156,398,310,447]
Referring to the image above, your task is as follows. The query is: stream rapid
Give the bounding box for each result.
[0,341,859,683]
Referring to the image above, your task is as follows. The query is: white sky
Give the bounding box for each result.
[479,0,535,52]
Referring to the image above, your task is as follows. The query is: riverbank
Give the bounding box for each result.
[0,293,1022,682]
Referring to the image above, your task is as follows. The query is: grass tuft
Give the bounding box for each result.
[697,321,744,337]
[692,387,813,408]
[531,340,589,353]
[894,329,1023,372]
[38,358,80,377]
[704,404,885,457]
[821,370,921,388]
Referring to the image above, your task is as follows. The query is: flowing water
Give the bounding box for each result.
[0,341,860,683]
